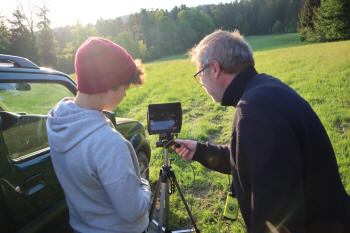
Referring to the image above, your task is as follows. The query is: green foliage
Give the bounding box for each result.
[0,19,10,53]
[272,20,284,34]
[313,0,350,41]
[57,42,75,74]
[114,36,350,231]
[95,18,124,37]
[298,0,320,40]
[298,0,350,41]
[178,8,215,43]
[36,4,57,67]
[8,9,38,63]
[113,31,145,59]
[284,20,298,33]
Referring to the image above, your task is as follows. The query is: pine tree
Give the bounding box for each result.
[36,4,57,67]
[313,0,350,41]
[298,0,320,40]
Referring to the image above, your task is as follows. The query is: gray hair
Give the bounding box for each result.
[189,30,254,73]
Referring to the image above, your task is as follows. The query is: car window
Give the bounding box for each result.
[0,82,74,160]
[0,82,73,114]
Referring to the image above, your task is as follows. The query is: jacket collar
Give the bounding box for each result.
[221,66,258,107]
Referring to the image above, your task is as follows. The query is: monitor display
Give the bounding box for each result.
[147,102,182,135]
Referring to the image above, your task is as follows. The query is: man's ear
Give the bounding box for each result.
[210,60,222,80]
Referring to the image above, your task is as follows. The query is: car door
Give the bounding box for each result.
[0,77,75,231]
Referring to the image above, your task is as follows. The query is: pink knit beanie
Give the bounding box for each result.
[75,37,136,94]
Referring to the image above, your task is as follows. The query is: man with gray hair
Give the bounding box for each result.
[173,30,349,233]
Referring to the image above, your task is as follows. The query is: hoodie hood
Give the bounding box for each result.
[46,98,108,153]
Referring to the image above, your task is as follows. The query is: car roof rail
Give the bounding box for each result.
[0,54,39,69]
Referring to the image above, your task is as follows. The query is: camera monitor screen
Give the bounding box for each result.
[147,102,182,135]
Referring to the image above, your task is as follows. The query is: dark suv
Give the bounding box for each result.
[0,54,151,233]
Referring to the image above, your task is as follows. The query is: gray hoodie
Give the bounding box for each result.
[46,98,150,233]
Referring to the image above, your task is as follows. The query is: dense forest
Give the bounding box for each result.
[0,0,349,73]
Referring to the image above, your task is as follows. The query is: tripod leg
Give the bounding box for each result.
[165,182,171,232]
[149,171,162,222]
[158,181,168,232]
[171,174,200,233]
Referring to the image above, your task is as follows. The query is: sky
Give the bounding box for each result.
[1,0,232,28]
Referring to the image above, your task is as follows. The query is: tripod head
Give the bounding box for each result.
[155,132,181,167]
[156,132,178,148]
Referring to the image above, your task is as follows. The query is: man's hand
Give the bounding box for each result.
[172,139,197,160]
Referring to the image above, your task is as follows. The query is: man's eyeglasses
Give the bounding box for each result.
[193,64,209,82]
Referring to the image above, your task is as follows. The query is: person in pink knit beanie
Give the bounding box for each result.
[74,37,144,109]
[46,37,151,233]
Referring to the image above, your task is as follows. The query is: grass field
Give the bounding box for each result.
[74,33,350,232]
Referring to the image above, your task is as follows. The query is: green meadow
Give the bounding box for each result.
[74,33,350,232]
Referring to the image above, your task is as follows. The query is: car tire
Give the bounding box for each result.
[137,151,149,180]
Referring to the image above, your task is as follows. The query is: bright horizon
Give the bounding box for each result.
[1,0,232,28]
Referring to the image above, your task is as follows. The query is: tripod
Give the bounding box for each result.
[149,133,200,233]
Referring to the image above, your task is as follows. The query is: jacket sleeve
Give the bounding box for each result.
[96,138,151,223]
[237,116,305,233]
[192,142,231,174]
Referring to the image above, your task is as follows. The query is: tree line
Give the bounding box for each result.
[0,0,348,74]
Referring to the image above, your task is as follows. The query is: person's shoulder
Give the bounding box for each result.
[88,125,132,164]
[246,73,283,92]
[236,74,285,119]
[93,124,127,146]
[241,73,294,105]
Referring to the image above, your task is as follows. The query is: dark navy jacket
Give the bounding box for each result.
[193,66,350,233]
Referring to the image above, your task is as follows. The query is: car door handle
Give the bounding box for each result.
[0,177,22,194]
[24,173,46,195]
